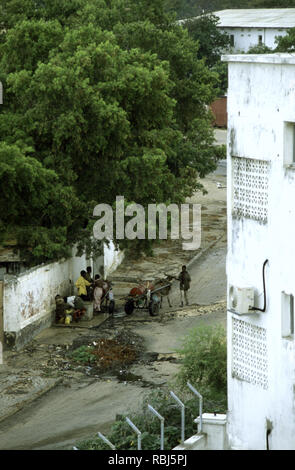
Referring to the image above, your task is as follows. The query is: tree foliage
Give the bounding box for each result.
[184,14,230,67]
[182,14,231,95]
[176,325,227,399]
[275,27,295,52]
[0,0,222,265]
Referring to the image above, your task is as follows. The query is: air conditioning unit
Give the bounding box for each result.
[229,286,255,315]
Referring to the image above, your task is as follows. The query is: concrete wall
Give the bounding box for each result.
[3,250,88,349]
[222,27,287,52]
[104,240,124,279]
[3,259,72,348]
[224,53,295,450]
[2,242,123,348]
[173,414,228,450]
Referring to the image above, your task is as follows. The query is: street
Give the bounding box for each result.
[0,152,228,450]
[0,239,226,450]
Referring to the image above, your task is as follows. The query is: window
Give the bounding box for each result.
[258,35,263,45]
[281,292,294,338]
[230,34,235,47]
[283,122,295,166]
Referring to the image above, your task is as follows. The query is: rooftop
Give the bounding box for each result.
[214,9,295,29]
[222,53,295,64]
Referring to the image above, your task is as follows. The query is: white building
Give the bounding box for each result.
[214,9,295,52]
[224,53,295,450]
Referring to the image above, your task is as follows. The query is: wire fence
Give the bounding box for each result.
[72,382,203,451]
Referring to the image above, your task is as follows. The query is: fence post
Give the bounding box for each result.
[126,417,142,450]
[187,382,203,433]
[148,404,165,450]
[170,391,185,443]
[97,432,116,450]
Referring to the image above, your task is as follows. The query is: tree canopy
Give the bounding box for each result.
[0,0,222,265]
[275,27,295,51]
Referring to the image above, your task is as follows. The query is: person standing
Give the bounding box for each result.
[84,266,94,299]
[178,265,191,307]
[93,275,104,312]
[84,266,93,283]
[75,270,91,301]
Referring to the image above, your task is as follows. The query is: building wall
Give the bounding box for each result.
[222,27,287,52]
[3,258,72,347]
[2,243,123,349]
[225,55,295,450]
[104,240,124,279]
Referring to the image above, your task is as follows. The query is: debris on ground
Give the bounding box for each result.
[69,329,141,373]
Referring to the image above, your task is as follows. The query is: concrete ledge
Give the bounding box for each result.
[4,314,53,351]
[173,433,207,450]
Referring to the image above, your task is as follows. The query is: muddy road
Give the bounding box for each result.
[0,239,226,451]
[0,164,227,451]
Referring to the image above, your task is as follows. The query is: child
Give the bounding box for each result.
[93,274,104,312]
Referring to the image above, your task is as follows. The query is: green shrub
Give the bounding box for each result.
[175,325,227,405]
[74,325,228,450]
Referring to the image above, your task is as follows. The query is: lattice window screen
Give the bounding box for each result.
[232,317,268,390]
[232,157,269,223]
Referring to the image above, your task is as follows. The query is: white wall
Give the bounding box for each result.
[103,240,124,279]
[222,27,287,51]
[3,248,89,334]
[225,54,295,450]
[3,242,123,339]
[3,259,72,332]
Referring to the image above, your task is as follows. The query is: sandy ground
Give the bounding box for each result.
[0,137,228,450]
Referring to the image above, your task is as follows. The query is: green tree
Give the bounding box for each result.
[247,44,274,53]
[275,27,295,52]
[0,0,222,264]
[0,142,87,264]
[183,14,231,95]
[184,13,231,67]
[176,325,227,403]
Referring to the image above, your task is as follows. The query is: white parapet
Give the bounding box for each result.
[194,413,228,450]
[173,433,207,451]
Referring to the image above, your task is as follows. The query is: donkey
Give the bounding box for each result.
[152,276,173,308]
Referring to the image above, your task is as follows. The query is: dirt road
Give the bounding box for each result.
[0,242,226,450]
[0,160,228,450]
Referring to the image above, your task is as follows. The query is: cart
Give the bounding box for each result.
[123,280,172,316]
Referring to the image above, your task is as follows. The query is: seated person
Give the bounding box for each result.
[63,295,86,322]
[63,295,85,310]
[55,295,73,324]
